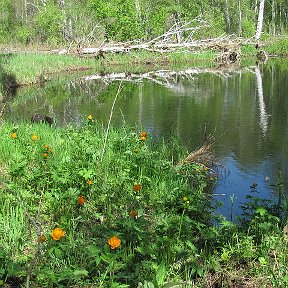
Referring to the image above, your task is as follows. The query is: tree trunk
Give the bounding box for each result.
[67,0,73,39]
[271,0,276,35]
[59,0,73,40]
[238,0,242,36]
[224,0,231,34]
[255,0,265,41]
[135,0,141,20]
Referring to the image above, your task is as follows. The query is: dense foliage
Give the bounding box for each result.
[1,118,288,287]
[0,0,287,45]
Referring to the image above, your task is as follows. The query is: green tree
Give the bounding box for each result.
[0,0,16,42]
[89,0,145,41]
[35,2,64,43]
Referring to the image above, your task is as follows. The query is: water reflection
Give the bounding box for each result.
[255,65,268,135]
[3,59,288,218]
[0,54,18,103]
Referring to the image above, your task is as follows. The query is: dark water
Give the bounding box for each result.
[2,59,288,219]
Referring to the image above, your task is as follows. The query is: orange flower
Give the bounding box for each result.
[32,135,39,141]
[78,195,86,205]
[129,210,138,217]
[50,227,65,241]
[107,236,121,250]
[133,183,142,192]
[139,131,147,141]
[43,144,52,154]
[42,152,48,158]
[140,132,147,137]
[87,114,93,120]
[11,132,17,139]
[87,179,93,185]
[39,235,46,243]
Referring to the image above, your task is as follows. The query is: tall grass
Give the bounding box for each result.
[1,50,216,86]
[2,53,95,84]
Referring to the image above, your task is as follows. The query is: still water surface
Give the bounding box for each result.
[4,59,288,219]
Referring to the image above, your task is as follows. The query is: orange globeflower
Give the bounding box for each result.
[11,132,17,139]
[42,152,49,158]
[78,195,86,205]
[133,183,142,192]
[43,144,52,152]
[87,179,93,185]
[129,210,138,218]
[39,235,46,243]
[140,132,147,137]
[50,227,65,241]
[32,135,39,141]
[108,236,121,250]
[139,131,147,141]
[87,114,93,120]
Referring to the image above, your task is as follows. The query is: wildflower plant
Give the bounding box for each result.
[1,119,284,287]
[107,236,121,250]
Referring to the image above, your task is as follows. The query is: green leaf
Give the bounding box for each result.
[255,207,267,216]
[258,256,268,265]
[73,269,89,277]
[283,274,288,282]
[186,240,197,252]
[156,262,167,286]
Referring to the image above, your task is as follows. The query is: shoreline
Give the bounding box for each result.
[0,37,287,90]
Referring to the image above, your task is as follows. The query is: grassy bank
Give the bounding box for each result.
[0,36,287,87]
[0,50,215,86]
[0,118,288,287]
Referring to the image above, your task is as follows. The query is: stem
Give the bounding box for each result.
[177,208,185,240]
[101,82,123,162]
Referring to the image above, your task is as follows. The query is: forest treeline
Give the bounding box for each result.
[0,0,287,46]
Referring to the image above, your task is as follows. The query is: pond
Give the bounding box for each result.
[2,59,288,220]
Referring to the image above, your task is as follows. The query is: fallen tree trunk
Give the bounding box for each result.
[70,17,245,57]
[79,36,242,55]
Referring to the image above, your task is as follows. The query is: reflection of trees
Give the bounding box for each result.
[0,54,18,104]
[255,65,268,135]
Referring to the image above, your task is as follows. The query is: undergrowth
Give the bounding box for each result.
[0,118,288,287]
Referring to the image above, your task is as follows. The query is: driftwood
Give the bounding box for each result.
[177,131,215,167]
[78,35,242,56]
[51,17,243,59]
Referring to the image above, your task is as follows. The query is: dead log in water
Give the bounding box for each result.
[177,131,215,168]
